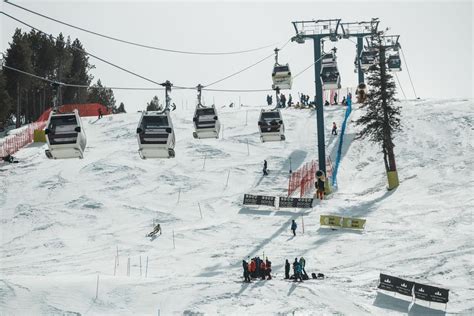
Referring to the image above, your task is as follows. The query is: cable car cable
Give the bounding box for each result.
[292,53,329,79]
[400,47,418,99]
[3,0,278,56]
[1,12,188,88]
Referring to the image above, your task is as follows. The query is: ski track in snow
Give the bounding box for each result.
[0,99,473,315]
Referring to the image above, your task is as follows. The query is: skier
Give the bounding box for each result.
[288,94,292,107]
[293,258,303,282]
[260,260,267,280]
[333,92,338,105]
[98,108,103,119]
[249,258,256,278]
[263,160,268,176]
[147,223,162,237]
[300,257,308,279]
[266,95,272,106]
[341,96,347,105]
[265,257,272,280]
[242,260,251,282]
[280,94,286,108]
[291,219,297,236]
[284,259,290,279]
[332,122,338,135]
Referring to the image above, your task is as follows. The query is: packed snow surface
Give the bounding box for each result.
[0,99,473,315]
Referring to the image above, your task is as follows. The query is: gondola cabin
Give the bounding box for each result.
[359,50,378,71]
[136,110,176,159]
[320,53,341,91]
[387,54,402,72]
[258,109,285,142]
[44,109,86,159]
[192,105,220,139]
[272,64,292,90]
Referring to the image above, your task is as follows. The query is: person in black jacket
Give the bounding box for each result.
[285,259,290,279]
[242,260,251,282]
[263,160,268,176]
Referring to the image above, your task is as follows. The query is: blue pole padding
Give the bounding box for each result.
[331,103,352,187]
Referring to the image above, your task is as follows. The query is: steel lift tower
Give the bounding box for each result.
[291,19,341,181]
[340,19,380,84]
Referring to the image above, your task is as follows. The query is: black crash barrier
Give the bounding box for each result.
[378,273,414,297]
[414,282,449,304]
[278,197,313,208]
[378,273,449,304]
[243,194,275,207]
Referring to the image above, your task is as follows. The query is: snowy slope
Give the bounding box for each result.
[0,99,473,315]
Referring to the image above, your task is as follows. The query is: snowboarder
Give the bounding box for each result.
[291,219,297,236]
[332,122,338,135]
[147,223,162,237]
[242,260,251,282]
[263,160,268,176]
[284,259,290,279]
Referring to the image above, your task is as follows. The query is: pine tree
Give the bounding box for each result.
[0,71,13,126]
[355,35,401,189]
[116,102,126,113]
[146,96,161,111]
[88,79,116,109]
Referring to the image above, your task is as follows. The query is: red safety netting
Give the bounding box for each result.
[287,157,333,197]
[1,103,108,158]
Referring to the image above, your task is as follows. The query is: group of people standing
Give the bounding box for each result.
[242,257,272,282]
[285,257,308,282]
[266,91,353,109]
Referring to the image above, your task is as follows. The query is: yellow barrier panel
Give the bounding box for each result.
[341,217,366,229]
[33,129,46,142]
[387,171,399,190]
[320,215,342,227]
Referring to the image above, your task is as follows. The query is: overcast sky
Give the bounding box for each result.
[1,0,472,112]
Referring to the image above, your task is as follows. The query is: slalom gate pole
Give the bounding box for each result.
[198,202,203,219]
[225,170,230,187]
[145,256,149,278]
[95,274,99,300]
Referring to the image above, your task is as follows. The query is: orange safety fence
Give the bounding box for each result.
[287,157,333,197]
[1,103,107,158]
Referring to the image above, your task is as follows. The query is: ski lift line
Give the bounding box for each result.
[400,47,418,99]
[3,64,165,90]
[1,12,188,88]
[292,53,329,79]
[394,72,407,100]
[203,38,292,88]
[3,0,279,56]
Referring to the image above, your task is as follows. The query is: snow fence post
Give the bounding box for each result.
[95,274,99,300]
[145,256,149,278]
[202,154,207,170]
[302,215,305,234]
[198,202,203,219]
[172,230,176,249]
[225,170,230,188]
[140,256,142,277]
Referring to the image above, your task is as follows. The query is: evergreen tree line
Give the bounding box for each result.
[0,28,125,128]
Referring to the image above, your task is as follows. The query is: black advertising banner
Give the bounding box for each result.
[243,194,275,207]
[278,197,313,208]
[378,274,413,297]
[414,283,449,303]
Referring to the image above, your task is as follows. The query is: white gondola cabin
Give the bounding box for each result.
[272,64,292,90]
[136,110,175,159]
[387,54,402,72]
[258,109,285,142]
[44,109,86,159]
[359,50,378,71]
[192,105,220,139]
[320,52,341,91]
